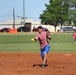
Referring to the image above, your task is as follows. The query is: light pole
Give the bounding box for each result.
[23,0,25,26]
[13,8,15,29]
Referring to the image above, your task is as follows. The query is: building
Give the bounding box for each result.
[0,18,60,32]
[0,18,40,31]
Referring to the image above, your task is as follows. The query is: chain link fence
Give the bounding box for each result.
[0,33,74,43]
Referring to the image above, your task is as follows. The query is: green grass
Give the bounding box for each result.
[0,33,76,52]
[0,33,74,43]
[0,34,35,43]
[51,43,76,52]
[0,43,39,52]
[51,33,73,43]
[0,43,76,52]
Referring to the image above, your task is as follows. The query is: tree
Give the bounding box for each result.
[40,0,69,31]
[68,0,76,26]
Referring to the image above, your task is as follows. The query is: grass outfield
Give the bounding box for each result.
[0,33,74,43]
[0,33,76,52]
[0,43,76,52]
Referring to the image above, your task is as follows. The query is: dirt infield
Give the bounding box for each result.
[0,52,76,75]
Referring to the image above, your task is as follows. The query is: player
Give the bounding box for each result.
[34,26,51,67]
[73,30,76,44]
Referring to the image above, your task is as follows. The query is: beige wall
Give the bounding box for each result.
[31,24,60,32]
[0,19,61,32]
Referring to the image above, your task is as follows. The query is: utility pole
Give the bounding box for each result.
[23,0,25,26]
[13,8,15,29]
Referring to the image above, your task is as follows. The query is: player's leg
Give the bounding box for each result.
[43,52,47,65]
[41,45,50,67]
[42,55,47,62]
[41,52,47,68]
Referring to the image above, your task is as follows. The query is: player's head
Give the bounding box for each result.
[38,26,43,33]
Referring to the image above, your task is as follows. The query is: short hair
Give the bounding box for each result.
[38,26,43,29]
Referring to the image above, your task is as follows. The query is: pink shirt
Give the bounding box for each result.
[35,31,49,49]
[73,32,76,39]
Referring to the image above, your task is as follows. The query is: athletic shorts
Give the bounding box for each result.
[40,45,50,57]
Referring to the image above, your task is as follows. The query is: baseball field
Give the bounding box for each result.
[0,33,76,75]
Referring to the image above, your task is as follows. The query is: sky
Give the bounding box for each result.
[0,0,49,22]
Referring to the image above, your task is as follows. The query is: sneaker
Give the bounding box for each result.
[41,64,46,68]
